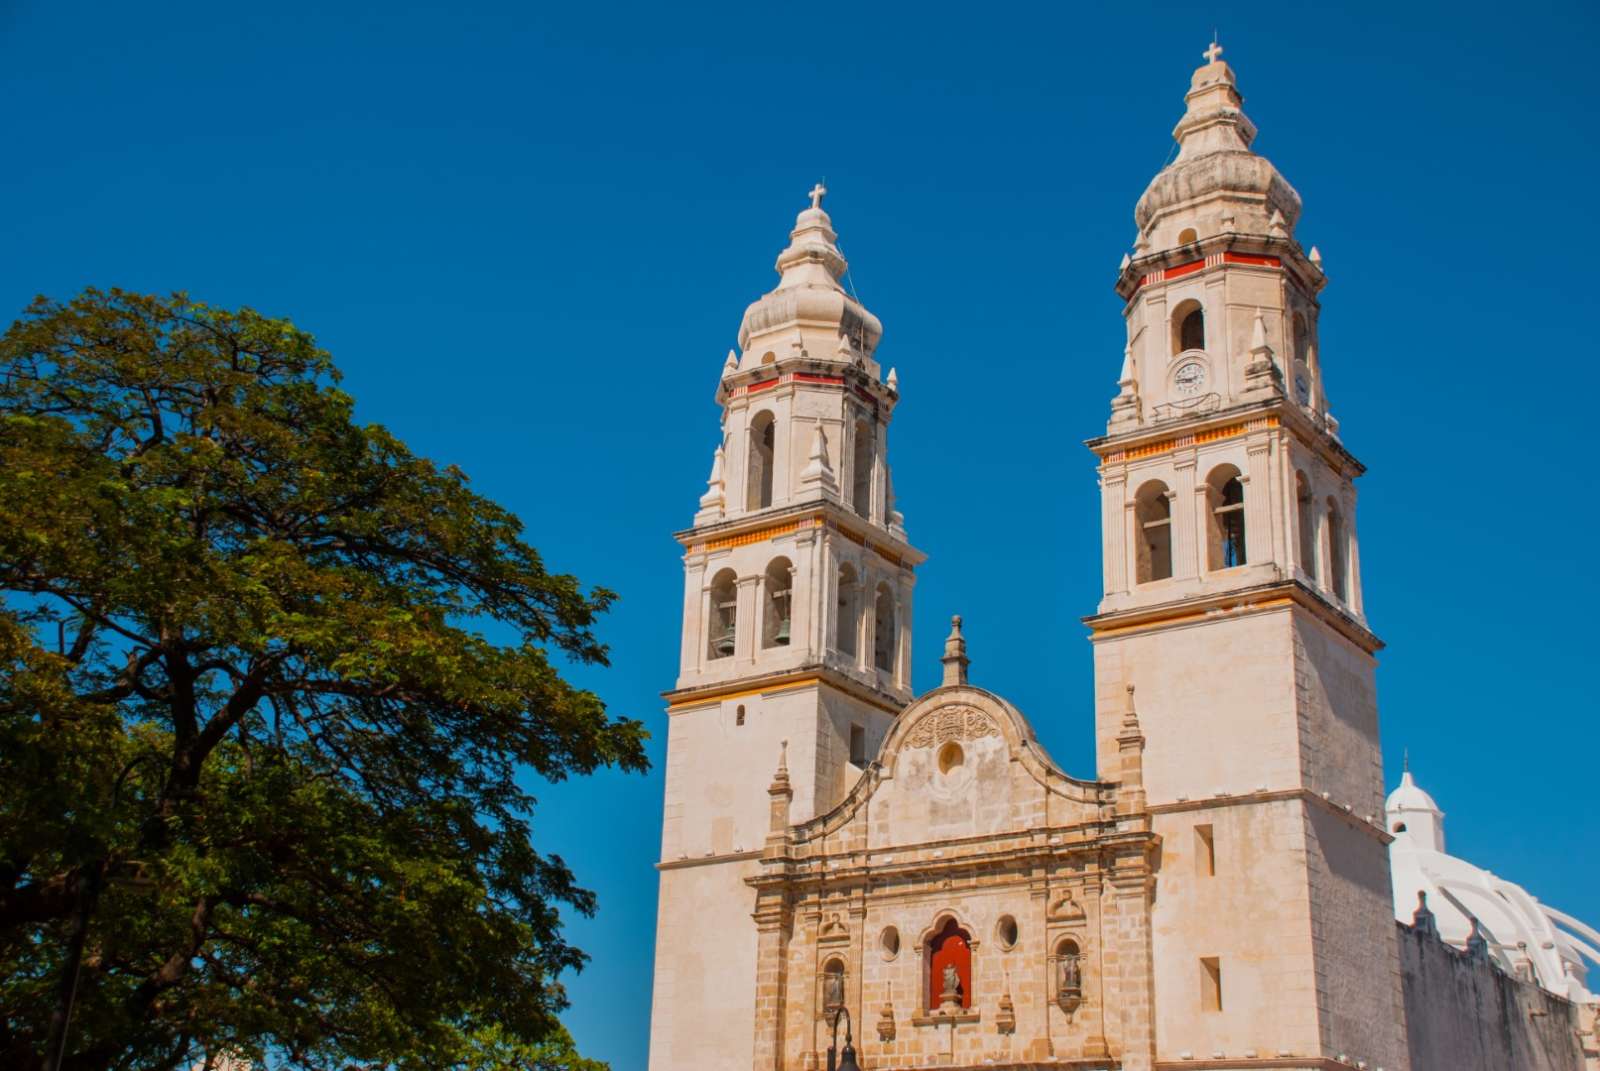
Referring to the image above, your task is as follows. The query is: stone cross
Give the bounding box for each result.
[809,182,827,209]
[1203,40,1223,64]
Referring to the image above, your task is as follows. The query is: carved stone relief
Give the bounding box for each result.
[905,705,1001,750]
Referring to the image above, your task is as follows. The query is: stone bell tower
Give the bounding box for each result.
[647,186,925,1071]
[1086,45,1409,1068]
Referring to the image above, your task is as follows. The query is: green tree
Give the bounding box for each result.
[0,289,647,1070]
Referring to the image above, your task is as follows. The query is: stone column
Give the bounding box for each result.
[1245,437,1273,568]
[737,575,761,664]
[682,556,706,675]
[1173,451,1199,578]
[896,570,915,691]
[1102,470,1128,596]
[772,392,794,506]
[1110,854,1156,1071]
[751,894,793,1071]
[793,527,817,663]
[1346,494,1365,617]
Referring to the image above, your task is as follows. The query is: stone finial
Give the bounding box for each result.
[1110,344,1142,428]
[1268,209,1288,238]
[1116,684,1147,814]
[809,181,827,210]
[1308,245,1323,268]
[767,740,793,839]
[940,615,970,687]
[797,422,839,498]
[1118,252,1131,271]
[1244,309,1282,394]
[1412,890,1438,938]
[695,444,727,521]
[723,349,739,376]
[1464,916,1490,961]
[886,367,899,392]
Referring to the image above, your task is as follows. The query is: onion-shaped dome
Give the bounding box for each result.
[736,186,883,367]
[1134,46,1303,252]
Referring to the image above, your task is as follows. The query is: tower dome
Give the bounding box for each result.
[1134,42,1303,253]
[1385,768,1445,850]
[735,183,884,373]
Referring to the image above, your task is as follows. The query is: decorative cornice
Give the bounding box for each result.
[1084,580,1383,655]
[677,502,925,569]
[1148,787,1394,845]
[663,665,906,716]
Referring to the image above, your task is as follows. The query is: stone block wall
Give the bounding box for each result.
[1399,922,1587,1071]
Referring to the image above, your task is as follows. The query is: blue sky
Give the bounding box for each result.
[3,2,1597,1066]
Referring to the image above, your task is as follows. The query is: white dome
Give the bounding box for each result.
[1389,769,1600,1003]
[1385,769,1440,815]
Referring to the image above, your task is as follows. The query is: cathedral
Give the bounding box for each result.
[646,45,1600,1071]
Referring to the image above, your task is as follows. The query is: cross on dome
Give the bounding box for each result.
[1203,39,1224,64]
[809,181,827,209]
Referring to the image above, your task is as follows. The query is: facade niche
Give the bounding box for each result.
[1205,466,1247,569]
[707,568,738,660]
[762,557,792,648]
[1053,937,1083,1011]
[835,564,859,658]
[927,917,972,1010]
[820,957,845,1018]
[873,582,896,673]
[747,411,775,510]
[851,418,874,519]
[1135,481,1173,583]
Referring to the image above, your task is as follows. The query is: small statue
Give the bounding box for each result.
[823,969,844,1012]
[1059,954,1082,996]
[940,963,962,1005]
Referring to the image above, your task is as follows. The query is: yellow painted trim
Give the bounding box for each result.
[1104,415,1278,464]
[692,517,819,554]
[1089,595,1294,639]
[666,676,825,713]
[690,513,906,569]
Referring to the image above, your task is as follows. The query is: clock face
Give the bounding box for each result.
[1173,361,1207,396]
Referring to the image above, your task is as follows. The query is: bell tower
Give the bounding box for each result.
[1087,46,1409,1068]
[647,187,925,1071]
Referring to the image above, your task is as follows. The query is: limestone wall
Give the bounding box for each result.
[1399,923,1586,1071]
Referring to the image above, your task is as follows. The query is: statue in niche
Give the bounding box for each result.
[1058,954,1082,997]
[940,963,962,1006]
[823,968,844,1012]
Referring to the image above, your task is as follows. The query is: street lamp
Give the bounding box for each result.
[826,1006,861,1071]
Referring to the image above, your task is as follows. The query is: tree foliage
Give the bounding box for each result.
[0,289,647,1069]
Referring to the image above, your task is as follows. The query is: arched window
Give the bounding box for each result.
[1327,498,1348,601]
[762,558,792,648]
[1295,471,1316,577]
[1177,226,1199,245]
[1134,481,1173,583]
[851,418,874,519]
[747,411,775,510]
[927,918,972,1010]
[1173,299,1205,354]
[707,569,737,660]
[836,564,859,658]
[1205,466,1247,569]
[873,582,896,674]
